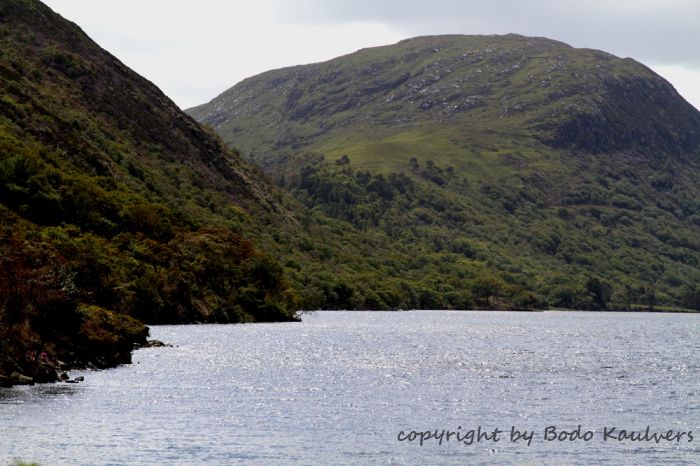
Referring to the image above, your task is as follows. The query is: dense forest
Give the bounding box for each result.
[0,0,297,385]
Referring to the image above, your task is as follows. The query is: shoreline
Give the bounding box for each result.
[305,308,700,314]
[0,339,172,389]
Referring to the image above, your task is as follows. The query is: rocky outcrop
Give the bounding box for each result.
[545,76,700,154]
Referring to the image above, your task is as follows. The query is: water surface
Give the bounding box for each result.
[1,311,698,465]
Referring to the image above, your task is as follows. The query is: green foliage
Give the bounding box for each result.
[0,0,301,380]
[189,35,700,313]
[0,221,147,375]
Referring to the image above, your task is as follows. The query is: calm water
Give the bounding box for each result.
[1,311,698,465]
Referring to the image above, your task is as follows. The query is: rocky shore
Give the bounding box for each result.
[0,356,84,387]
[0,339,170,389]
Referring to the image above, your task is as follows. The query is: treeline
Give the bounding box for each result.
[0,0,306,385]
[292,264,692,312]
[0,203,297,381]
[0,221,146,381]
[0,137,298,324]
[279,156,542,311]
[0,141,297,382]
[278,154,700,312]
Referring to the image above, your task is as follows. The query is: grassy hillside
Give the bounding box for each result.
[0,0,300,383]
[190,34,700,312]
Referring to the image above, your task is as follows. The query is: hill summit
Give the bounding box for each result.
[189,34,700,312]
[190,34,700,165]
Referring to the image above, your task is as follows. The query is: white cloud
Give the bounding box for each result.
[43,0,403,108]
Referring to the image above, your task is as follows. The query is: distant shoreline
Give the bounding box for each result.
[303,308,700,314]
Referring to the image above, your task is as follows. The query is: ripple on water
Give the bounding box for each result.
[0,311,698,465]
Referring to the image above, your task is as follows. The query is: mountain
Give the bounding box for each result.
[189,34,700,312]
[0,0,299,384]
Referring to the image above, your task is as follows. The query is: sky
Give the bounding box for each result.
[43,0,700,111]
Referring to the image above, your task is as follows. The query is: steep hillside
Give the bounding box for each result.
[190,34,700,311]
[0,0,298,383]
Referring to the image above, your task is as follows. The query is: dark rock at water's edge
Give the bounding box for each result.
[32,361,59,383]
[0,330,180,388]
[8,372,34,386]
[65,376,84,384]
[0,354,132,388]
[0,314,149,388]
[135,339,173,348]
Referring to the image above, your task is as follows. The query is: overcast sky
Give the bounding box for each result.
[43,0,700,111]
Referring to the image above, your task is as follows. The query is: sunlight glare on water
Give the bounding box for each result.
[0,311,698,465]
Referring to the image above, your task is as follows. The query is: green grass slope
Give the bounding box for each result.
[189,34,700,312]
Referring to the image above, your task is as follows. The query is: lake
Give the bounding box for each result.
[1,311,698,465]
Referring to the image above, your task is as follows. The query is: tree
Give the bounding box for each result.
[586,277,610,311]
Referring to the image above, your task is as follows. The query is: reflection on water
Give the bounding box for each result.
[0,311,698,465]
